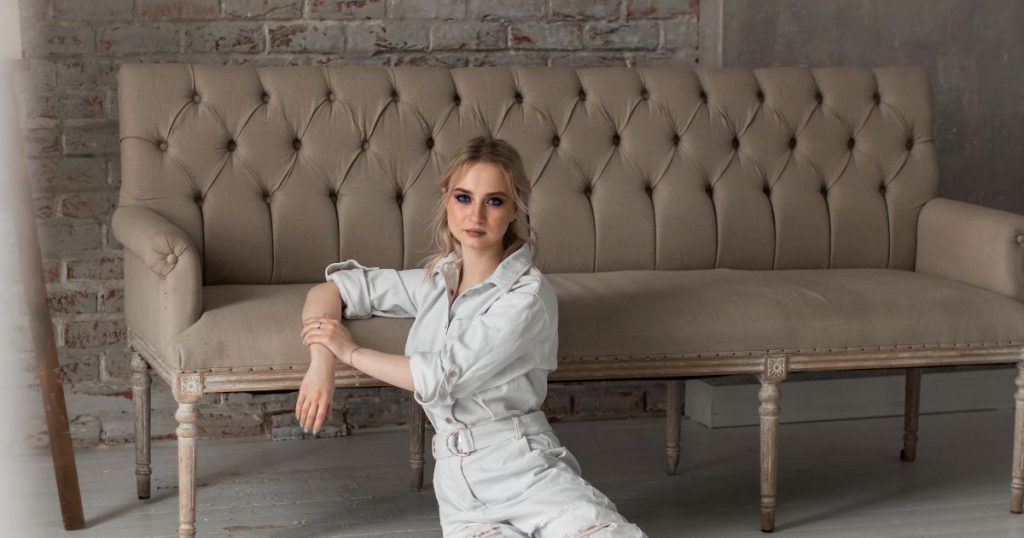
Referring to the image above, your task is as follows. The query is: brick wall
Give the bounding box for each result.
[13,0,699,449]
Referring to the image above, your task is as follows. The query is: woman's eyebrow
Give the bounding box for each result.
[452,188,508,197]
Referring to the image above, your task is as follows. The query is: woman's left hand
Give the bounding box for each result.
[302,316,357,363]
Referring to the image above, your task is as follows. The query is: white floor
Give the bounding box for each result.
[19,408,1024,537]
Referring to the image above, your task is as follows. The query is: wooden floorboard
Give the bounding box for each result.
[18,408,1024,537]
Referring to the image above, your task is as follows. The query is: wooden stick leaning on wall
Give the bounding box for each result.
[1,58,84,531]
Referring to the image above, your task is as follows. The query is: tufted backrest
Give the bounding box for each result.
[117,64,938,285]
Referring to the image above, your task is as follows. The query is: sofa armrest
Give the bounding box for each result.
[112,205,202,360]
[915,197,1024,302]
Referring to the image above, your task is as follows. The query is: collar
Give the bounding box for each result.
[433,243,534,292]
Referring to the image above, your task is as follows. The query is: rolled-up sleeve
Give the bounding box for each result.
[409,289,549,407]
[324,260,426,319]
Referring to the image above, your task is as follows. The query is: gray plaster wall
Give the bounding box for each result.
[700,0,1024,214]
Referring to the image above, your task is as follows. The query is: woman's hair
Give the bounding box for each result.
[420,136,538,280]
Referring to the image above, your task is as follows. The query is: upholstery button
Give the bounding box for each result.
[327,91,335,102]
[391,89,399,101]
[788,137,796,149]
[578,89,586,101]
[821,185,829,196]
[1017,234,1024,245]
[644,184,653,195]
[873,92,881,105]
[453,94,461,105]
[426,137,434,149]
[514,91,523,104]
[227,140,237,152]
[731,137,739,149]
[361,139,369,151]
[261,92,269,104]
[612,133,620,146]
[705,184,713,195]
[879,183,886,194]
[329,191,337,202]
[166,253,177,264]
[396,193,404,204]
[905,138,914,150]
[583,186,592,197]
[815,91,823,104]
[671,133,680,145]
[191,93,200,104]
[763,184,771,195]
[293,138,302,150]
[263,194,271,204]
[194,193,202,203]
[847,137,855,149]
[552,135,560,147]
[158,141,168,152]
[756,90,764,103]
[698,89,707,103]
[640,88,649,100]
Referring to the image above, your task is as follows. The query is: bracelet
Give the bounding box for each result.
[348,346,363,386]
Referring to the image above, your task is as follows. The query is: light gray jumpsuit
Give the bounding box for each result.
[326,243,648,538]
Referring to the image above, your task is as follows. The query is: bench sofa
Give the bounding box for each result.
[112,63,1024,537]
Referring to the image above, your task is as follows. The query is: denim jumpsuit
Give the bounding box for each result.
[326,243,648,538]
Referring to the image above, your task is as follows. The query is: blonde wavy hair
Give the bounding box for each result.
[420,136,538,281]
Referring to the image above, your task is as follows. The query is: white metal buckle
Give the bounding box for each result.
[446,428,472,457]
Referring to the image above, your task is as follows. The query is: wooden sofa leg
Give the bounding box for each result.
[175,401,199,537]
[1012,362,1024,513]
[131,351,152,499]
[901,368,922,462]
[410,397,425,490]
[666,380,683,475]
[759,377,781,533]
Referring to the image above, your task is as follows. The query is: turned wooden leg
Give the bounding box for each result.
[131,351,152,499]
[410,397,425,490]
[1012,362,1024,513]
[666,379,684,475]
[759,377,781,533]
[176,401,199,538]
[901,368,922,462]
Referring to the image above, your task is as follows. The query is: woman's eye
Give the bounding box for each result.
[487,197,503,206]
[455,194,469,203]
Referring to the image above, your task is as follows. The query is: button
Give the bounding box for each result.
[763,184,771,195]
[640,88,649,100]
[361,139,369,151]
[514,91,523,104]
[396,193,404,204]
[644,184,653,194]
[261,92,269,104]
[705,184,713,195]
[788,137,796,149]
[391,89,399,101]
[756,90,764,102]
[583,186,592,197]
[445,417,454,424]
[905,138,914,150]
[226,140,237,152]
[447,368,458,380]
[158,141,168,151]
[263,194,271,204]
[453,94,461,105]
[698,89,707,103]
[551,135,560,147]
[731,137,739,149]
[1017,234,1024,245]
[847,137,855,149]
[873,92,881,105]
[879,183,886,194]
[426,137,434,149]
[671,133,680,145]
[293,138,302,150]
[821,185,829,196]
[327,91,335,102]
[578,90,586,101]
[166,254,177,264]
[191,93,201,104]
[815,91,823,104]
[329,191,337,201]
[612,133,620,146]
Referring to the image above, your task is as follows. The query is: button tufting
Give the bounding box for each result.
[396,193,404,204]
[329,191,337,201]
[763,184,771,195]
[820,185,829,196]
[905,138,914,150]
[705,184,713,195]
[815,91,823,104]
[293,138,302,150]
[261,92,269,104]
[578,90,586,101]
[158,141,168,152]
[583,186,592,197]
[166,254,177,264]
[640,88,649,100]
[756,90,764,102]
[191,93,201,104]
[453,94,461,105]
[514,91,523,104]
[873,92,881,105]
[361,139,369,151]
[194,193,202,203]
[698,89,707,103]
[263,194,271,204]
[426,137,434,149]
[327,91,335,102]
[227,140,237,152]
[552,135,560,147]
[671,133,680,145]
[731,137,739,150]
[1017,234,1024,245]
[612,133,620,146]
[391,89,399,101]
[644,184,653,194]
[847,137,855,149]
[879,183,887,194]
[788,137,796,149]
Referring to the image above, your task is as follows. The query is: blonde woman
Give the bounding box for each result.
[296,136,647,538]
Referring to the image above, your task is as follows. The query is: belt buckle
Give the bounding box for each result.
[446,428,471,457]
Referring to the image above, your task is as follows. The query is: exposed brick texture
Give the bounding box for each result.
[15,0,699,450]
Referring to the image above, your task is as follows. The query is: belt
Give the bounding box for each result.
[431,410,552,460]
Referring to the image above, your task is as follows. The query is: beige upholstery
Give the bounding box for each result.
[112,63,1023,376]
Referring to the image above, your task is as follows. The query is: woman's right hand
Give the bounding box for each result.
[296,355,335,435]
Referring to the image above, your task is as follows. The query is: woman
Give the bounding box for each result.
[296,136,647,538]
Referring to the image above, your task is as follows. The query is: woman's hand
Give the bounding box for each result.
[296,355,335,435]
[302,316,357,364]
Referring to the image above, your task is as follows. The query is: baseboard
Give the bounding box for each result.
[684,365,1017,428]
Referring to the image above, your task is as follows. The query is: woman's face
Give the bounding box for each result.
[445,161,517,254]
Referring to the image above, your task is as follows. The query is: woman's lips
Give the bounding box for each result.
[466,230,485,237]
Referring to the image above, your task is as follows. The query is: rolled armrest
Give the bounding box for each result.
[916,197,1024,302]
[112,205,202,361]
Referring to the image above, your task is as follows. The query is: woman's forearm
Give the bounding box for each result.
[345,347,414,392]
[304,283,344,362]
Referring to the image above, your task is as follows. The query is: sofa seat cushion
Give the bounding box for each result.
[548,268,1024,359]
[168,283,412,371]
[165,269,1024,372]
